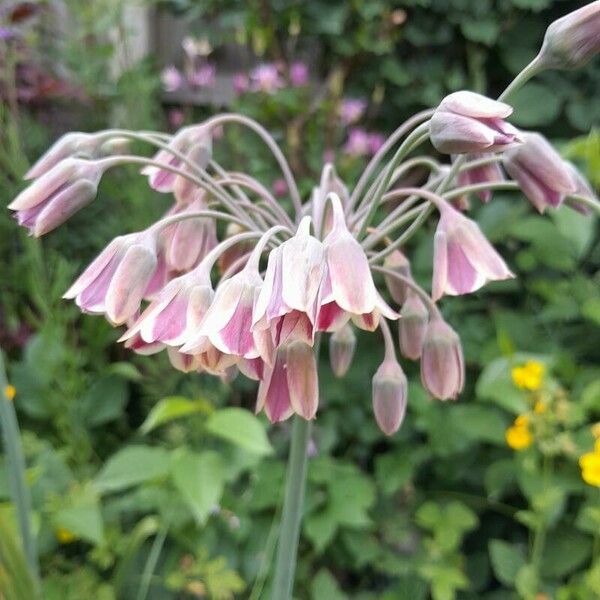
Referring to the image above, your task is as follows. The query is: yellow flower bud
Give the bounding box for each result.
[4,385,16,401]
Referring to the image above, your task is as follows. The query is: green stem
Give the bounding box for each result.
[136,527,167,600]
[271,416,312,599]
[498,55,545,103]
[0,350,40,586]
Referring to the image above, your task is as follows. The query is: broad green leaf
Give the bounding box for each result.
[311,569,347,600]
[305,508,338,553]
[451,405,509,445]
[205,408,273,456]
[80,375,128,427]
[171,450,226,525]
[541,526,593,578]
[139,396,213,434]
[489,539,526,586]
[552,206,595,259]
[52,484,104,545]
[95,446,170,493]
[510,83,561,127]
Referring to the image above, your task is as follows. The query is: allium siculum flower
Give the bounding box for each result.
[564,162,598,216]
[503,132,576,213]
[319,193,397,332]
[372,321,408,435]
[539,1,600,70]
[456,153,505,203]
[9,158,104,236]
[63,230,158,325]
[329,323,356,378]
[432,199,514,301]
[398,291,429,361]
[420,316,464,400]
[383,249,412,305]
[430,91,519,154]
[142,125,212,192]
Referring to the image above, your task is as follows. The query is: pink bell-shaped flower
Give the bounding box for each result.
[320,193,397,331]
[564,162,598,215]
[253,216,326,349]
[398,291,429,360]
[420,316,464,400]
[63,230,158,325]
[142,125,212,192]
[503,132,576,213]
[430,91,518,154]
[432,200,513,301]
[329,323,356,378]
[456,153,505,203]
[9,158,103,237]
[256,341,319,423]
[383,249,412,305]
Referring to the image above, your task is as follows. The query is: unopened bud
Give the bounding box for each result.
[420,317,464,400]
[539,2,600,70]
[329,323,356,377]
[383,250,412,304]
[372,358,408,435]
[398,292,428,360]
[286,341,319,420]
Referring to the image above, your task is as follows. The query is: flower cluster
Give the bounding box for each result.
[8,4,600,436]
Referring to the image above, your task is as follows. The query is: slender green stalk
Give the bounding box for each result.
[0,351,40,587]
[271,416,312,599]
[497,55,545,103]
[136,527,167,600]
[272,334,322,600]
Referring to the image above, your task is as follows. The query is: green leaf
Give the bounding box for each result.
[460,18,499,45]
[205,408,273,456]
[476,356,529,414]
[551,206,595,259]
[489,539,526,586]
[311,569,347,600]
[52,484,104,545]
[94,446,170,493]
[171,450,226,525]
[139,396,213,434]
[451,405,509,445]
[510,83,561,127]
[80,375,128,427]
[540,526,593,578]
[305,508,339,553]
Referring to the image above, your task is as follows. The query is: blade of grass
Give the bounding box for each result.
[0,350,40,586]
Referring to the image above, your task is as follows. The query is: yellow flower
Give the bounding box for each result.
[592,423,600,439]
[4,385,16,401]
[511,360,545,391]
[55,527,76,544]
[514,414,529,427]
[533,400,547,415]
[579,450,600,487]
[506,424,533,450]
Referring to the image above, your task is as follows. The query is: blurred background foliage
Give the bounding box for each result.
[0,0,599,598]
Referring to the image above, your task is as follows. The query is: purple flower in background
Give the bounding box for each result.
[368,133,386,155]
[0,27,14,40]
[289,61,309,87]
[161,66,183,93]
[272,178,288,197]
[250,63,284,94]
[168,109,185,129]
[189,64,216,88]
[340,98,367,124]
[344,128,371,157]
[233,73,249,95]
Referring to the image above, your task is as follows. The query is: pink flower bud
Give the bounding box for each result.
[372,357,408,435]
[456,153,505,203]
[289,61,309,87]
[398,292,429,360]
[63,231,158,325]
[503,132,576,213]
[24,132,101,180]
[286,341,319,420]
[9,158,102,236]
[383,250,412,304]
[167,347,200,373]
[432,201,514,301]
[420,317,464,400]
[329,323,356,377]
[430,91,518,154]
[539,1,600,69]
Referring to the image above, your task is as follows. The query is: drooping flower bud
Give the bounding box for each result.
[372,357,408,435]
[167,347,200,373]
[9,158,103,236]
[286,341,319,420]
[430,91,518,154]
[63,231,158,325]
[456,153,505,203]
[398,291,429,360]
[538,1,600,70]
[329,323,356,377]
[503,132,576,213]
[432,200,514,301]
[383,250,412,305]
[24,132,102,180]
[420,316,464,400]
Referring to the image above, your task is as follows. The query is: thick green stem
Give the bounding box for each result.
[497,55,545,103]
[271,416,312,599]
[0,351,40,587]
